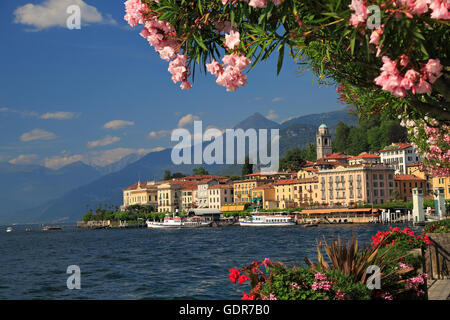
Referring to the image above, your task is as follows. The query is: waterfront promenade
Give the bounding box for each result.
[428,280,450,300]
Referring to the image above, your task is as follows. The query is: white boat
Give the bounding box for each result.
[6,227,13,232]
[239,213,296,227]
[146,214,212,229]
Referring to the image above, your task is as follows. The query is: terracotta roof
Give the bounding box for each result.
[407,161,424,167]
[209,184,233,190]
[179,174,226,181]
[273,178,316,186]
[349,153,380,160]
[379,143,412,152]
[394,174,425,181]
[123,182,158,191]
[253,183,274,190]
[324,153,351,160]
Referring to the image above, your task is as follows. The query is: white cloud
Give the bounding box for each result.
[178,114,200,128]
[88,135,120,148]
[9,154,38,165]
[43,147,165,169]
[44,154,84,169]
[148,130,170,139]
[40,111,76,120]
[266,109,278,120]
[13,0,116,31]
[21,129,57,142]
[103,120,135,130]
[272,97,284,102]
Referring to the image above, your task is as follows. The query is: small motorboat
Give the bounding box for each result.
[6,227,13,233]
[299,223,319,228]
[42,226,63,231]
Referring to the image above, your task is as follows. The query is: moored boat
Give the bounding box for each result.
[6,227,13,233]
[239,213,296,227]
[146,214,212,229]
[42,226,63,231]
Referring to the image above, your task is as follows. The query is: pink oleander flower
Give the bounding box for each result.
[269,294,277,300]
[399,54,410,67]
[180,81,192,90]
[249,0,268,8]
[262,258,271,267]
[429,0,450,20]
[225,30,241,50]
[349,0,370,27]
[369,28,383,45]
[206,60,221,76]
[414,77,432,94]
[424,58,443,83]
[412,0,430,15]
[124,0,150,27]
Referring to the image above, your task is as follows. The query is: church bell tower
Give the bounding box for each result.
[316,123,332,160]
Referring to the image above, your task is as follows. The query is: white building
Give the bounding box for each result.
[196,178,219,208]
[379,143,421,174]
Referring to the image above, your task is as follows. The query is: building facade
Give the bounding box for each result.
[208,184,234,209]
[317,164,395,206]
[379,143,421,174]
[394,174,427,202]
[122,181,158,209]
[233,179,266,204]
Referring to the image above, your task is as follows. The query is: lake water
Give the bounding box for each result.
[0,223,424,299]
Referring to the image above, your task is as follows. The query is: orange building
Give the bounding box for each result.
[394,174,427,202]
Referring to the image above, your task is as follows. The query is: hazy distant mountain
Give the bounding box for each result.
[234,112,280,130]
[5,108,359,223]
[280,107,358,130]
[0,161,101,221]
[95,152,148,175]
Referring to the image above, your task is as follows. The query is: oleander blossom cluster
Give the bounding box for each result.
[206,54,251,91]
[349,0,449,28]
[124,0,191,89]
[374,56,443,97]
[371,227,432,249]
[399,115,450,177]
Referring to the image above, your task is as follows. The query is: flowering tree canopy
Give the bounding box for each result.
[124,0,449,175]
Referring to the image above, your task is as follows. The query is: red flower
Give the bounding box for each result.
[238,274,250,284]
[242,292,255,300]
[229,268,240,283]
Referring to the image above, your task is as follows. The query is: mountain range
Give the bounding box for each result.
[2,107,357,224]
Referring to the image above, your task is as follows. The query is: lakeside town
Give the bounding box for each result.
[79,123,449,229]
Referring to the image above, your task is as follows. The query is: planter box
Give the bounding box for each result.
[424,233,450,280]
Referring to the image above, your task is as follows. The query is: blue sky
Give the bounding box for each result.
[0,0,344,169]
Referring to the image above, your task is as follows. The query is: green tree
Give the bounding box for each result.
[300,143,317,162]
[332,122,350,153]
[164,170,171,180]
[279,147,306,172]
[193,167,209,175]
[241,156,253,176]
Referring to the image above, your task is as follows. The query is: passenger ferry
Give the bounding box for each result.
[239,212,296,227]
[146,214,212,229]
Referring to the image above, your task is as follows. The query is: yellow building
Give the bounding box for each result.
[432,176,450,200]
[251,184,277,209]
[273,178,319,209]
[157,181,196,213]
[297,167,318,179]
[122,181,158,209]
[408,162,449,199]
[233,179,265,204]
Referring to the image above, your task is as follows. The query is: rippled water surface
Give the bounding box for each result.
[0,223,421,299]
